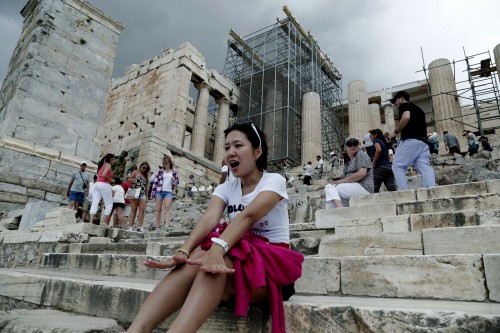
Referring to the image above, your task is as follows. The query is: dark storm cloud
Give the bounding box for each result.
[1,0,499,96]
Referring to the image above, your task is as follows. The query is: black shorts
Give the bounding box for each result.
[112,202,125,210]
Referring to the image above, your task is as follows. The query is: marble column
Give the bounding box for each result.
[191,82,210,156]
[301,92,321,165]
[212,97,230,164]
[428,58,464,137]
[383,103,395,134]
[494,44,500,84]
[348,80,370,140]
[369,103,382,130]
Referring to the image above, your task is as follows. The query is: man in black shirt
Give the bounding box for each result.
[388,91,436,190]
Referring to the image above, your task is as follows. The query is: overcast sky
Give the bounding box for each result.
[0,0,499,96]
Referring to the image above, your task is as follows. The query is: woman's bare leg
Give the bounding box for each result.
[127,252,205,332]
[154,198,162,228]
[137,199,147,228]
[166,256,234,333]
[162,197,172,228]
[128,199,138,228]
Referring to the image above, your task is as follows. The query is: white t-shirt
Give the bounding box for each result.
[221,165,232,183]
[304,164,312,176]
[112,185,125,203]
[212,172,289,244]
[161,171,174,192]
[317,159,324,169]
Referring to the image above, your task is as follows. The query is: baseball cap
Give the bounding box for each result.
[80,161,87,166]
[389,91,410,104]
[344,137,360,145]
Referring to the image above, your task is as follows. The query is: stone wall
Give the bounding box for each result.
[0,0,123,216]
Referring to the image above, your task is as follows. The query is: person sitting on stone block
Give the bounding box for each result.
[125,121,303,333]
[325,137,374,208]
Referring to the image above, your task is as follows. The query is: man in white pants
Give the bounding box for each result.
[388,91,436,190]
[325,137,374,208]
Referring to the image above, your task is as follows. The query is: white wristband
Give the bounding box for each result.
[211,237,228,254]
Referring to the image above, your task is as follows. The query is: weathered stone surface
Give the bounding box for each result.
[295,257,340,295]
[329,217,383,235]
[0,308,124,333]
[19,201,59,230]
[484,254,500,302]
[350,189,416,207]
[341,255,487,301]
[410,210,477,231]
[416,181,488,201]
[319,232,422,257]
[0,269,262,332]
[316,202,396,228]
[381,214,410,232]
[2,232,42,244]
[475,209,500,225]
[487,179,500,195]
[286,296,500,333]
[290,237,321,255]
[423,225,500,255]
[397,194,500,215]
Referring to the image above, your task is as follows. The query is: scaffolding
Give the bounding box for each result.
[222,6,343,166]
[419,48,500,136]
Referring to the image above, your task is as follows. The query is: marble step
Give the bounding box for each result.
[349,179,497,207]
[295,254,500,301]
[68,239,186,256]
[0,309,124,333]
[318,225,500,257]
[40,253,168,279]
[0,268,263,333]
[317,194,500,229]
[36,253,500,302]
[285,295,500,333]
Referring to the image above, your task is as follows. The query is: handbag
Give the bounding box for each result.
[125,187,141,199]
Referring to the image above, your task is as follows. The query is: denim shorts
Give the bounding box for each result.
[155,191,173,199]
[139,194,147,201]
[69,191,85,204]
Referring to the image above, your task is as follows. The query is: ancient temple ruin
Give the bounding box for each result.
[0,0,123,214]
[100,42,238,187]
[223,6,344,166]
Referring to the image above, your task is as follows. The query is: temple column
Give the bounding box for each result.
[369,103,382,130]
[348,80,370,140]
[301,92,321,165]
[383,103,395,133]
[494,43,500,83]
[190,82,210,156]
[428,58,464,136]
[212,97,230,164]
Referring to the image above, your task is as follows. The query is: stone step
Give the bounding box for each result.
[295,254,500,301]
[318,231,423,257]
[349,180,494,207]
[318,225,500,257]
[316,202,397,228]
[397,193,500,215]
[0,268,262,333]
[40,253,167,279]
[285,295,500,333]
[0,309,124,333]
[423,225,500,255]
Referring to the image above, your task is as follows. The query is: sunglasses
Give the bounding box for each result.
[345,141,359,147]
[226,121,262,148]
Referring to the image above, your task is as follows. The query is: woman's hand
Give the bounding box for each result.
[331,178,346,186]
[144,252,188,270]
[187,247,235,274]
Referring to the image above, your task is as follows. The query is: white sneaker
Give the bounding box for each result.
[137,227,144,233]
[127,227,135,232]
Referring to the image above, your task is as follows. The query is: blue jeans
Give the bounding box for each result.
[155,191,173,199]
[392,139,436,190]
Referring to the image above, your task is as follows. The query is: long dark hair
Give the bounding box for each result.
[97,153,114,170]
[370,129,389,151]
[224,122,268,171]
